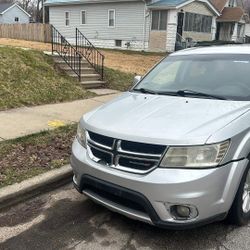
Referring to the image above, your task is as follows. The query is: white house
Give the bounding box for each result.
[245,22,250,37]
[0,3,30,24]
[45,0,247,52]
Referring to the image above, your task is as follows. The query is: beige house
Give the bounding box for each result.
[147,0,220,51]
[211,0,248,42]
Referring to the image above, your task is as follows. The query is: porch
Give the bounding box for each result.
[215,7,246,43]
[147,0,218,52]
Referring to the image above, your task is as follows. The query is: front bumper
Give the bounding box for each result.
[71,139,248,229]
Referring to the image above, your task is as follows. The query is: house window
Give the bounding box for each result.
[81,10,86,25]
[228,0,235,7]
[184,12,212,33]
[65,12,70,26]
[237,24,243,38]
[115,40,122,47]
[14,17,19,22]
[151,10,168,31]
[108,9,115,27]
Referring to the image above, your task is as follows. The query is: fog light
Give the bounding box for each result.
[168,204,198,221]
[176,205,190,218]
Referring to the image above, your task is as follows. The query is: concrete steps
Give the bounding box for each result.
[68,73,101,81]
[79,81,106,88]
[60,66,96,74]
[52,54,105,89]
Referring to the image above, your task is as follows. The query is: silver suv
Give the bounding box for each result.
[71,46,250,229]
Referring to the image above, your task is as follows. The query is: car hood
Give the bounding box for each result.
[83,92,250,145]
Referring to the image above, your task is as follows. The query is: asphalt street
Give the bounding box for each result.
[0,184,250,250]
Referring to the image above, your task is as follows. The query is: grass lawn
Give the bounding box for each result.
[100,49,164,75]
[104,67,135,91]
[0,38,165,76]
[0,46,94,111]
[0,124,77,188]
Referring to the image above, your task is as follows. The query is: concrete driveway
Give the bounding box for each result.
[0,184,249,250]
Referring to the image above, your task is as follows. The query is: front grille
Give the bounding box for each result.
[118,157,157,171]
[82,177,146,213]
[120,140,165,155]
[91,147,112,165]
[88,131,113,148]
[86,131,166,174]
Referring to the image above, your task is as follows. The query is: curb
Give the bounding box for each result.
[0,165,73,211]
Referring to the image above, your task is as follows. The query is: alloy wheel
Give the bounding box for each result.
[242,169,250,213]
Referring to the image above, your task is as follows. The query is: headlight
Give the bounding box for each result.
[160,141,229,168]
[77,124,86,148]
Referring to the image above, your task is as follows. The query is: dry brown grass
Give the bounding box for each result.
[0,38,164,75]
[100,50,164,75]
[0,38,51,51]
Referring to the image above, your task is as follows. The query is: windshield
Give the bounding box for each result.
[133,54,250,101]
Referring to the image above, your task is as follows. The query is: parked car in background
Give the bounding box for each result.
[71,45,250,228]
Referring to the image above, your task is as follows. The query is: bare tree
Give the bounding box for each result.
[242,0,250,15]
[19,0,33,12]
[18,0,43,23]
[35,0,42,22]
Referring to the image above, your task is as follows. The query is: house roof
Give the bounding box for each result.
[148,0,220,15]
[0,2,31,16]
[148,0,187,7]
[45,0,218,15]
[209,0,228,13]
[0,3,13,14]
[45,0,140,6]
[217,7,245,22]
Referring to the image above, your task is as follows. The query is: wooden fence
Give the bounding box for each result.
[0,23,52,43]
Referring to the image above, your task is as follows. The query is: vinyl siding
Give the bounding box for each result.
[1,6,29,23]
[49,1,147,42]
[245,23,250,37]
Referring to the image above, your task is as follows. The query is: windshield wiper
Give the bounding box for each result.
[134,88,181,97]
[133,88,228,100]
[176,89,227,100]
[133,88,158,95]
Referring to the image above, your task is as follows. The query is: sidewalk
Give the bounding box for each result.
[0,93,120,141]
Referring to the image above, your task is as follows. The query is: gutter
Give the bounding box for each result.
[142,0,149,51]
[44,0,141,7]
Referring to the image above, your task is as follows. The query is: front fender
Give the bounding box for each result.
[207,109,250,162]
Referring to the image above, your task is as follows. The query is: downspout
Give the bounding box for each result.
[142,0,149,50]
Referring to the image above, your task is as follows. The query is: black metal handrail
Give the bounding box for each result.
[76,28,105,80]
[51,25,82,81]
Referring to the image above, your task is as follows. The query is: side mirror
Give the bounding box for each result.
[133,75,142,85]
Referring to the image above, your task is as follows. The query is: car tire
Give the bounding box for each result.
[228,163,250,226]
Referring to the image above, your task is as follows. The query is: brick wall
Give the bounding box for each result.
[149,31,167,52]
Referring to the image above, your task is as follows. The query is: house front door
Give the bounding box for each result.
[215,23,221,40]
[177,12,184,36]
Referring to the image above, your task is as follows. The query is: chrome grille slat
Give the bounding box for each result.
[87,144,113,165]
[87,131,115,149]
[117,148,162,158]
[87,137,113,150]
[86,131,166,174]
